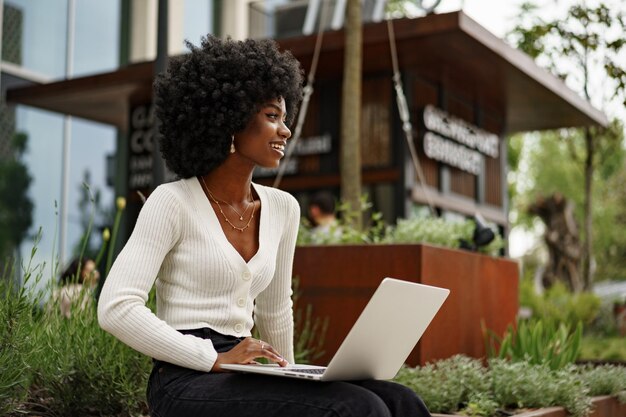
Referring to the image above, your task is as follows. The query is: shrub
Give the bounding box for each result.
[0,261,39,415]
[580,335,626,361]
[298,197,505,256]
[577,364,626,402]
[394,355,490,414]
[519,280,601,328]
[489,359,591,417]
[394,355,621,417]
[26,300,151,417]
[297,196,387,245]
[384,217,473,248]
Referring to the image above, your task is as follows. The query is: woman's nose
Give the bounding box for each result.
[279,122,291,140]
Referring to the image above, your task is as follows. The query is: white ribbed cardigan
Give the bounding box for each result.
[98,177,299,372]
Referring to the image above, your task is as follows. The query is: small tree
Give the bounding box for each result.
[340,0,363,229]
[509,1,626,290]
[0,132,33,265]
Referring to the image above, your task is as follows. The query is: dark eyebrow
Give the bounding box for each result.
[264,103,287,119]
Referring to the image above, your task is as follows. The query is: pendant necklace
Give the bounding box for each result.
[200,177,256,232]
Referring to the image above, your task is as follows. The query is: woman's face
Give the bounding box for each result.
[233,98,292,169]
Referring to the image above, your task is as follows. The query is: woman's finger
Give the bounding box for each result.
[258,341,288,366]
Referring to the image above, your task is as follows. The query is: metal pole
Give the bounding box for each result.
[59,0,76,267]
[152,0,168,188]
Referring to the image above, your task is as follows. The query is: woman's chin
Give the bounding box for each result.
[258,160,281,170]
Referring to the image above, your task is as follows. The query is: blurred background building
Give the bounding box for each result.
[1,0,605,287]
[0,0,230,282]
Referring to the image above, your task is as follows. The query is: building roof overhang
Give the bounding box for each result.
[6,11,607,134]
[6,61,154,133]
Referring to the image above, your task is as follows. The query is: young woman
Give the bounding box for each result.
[98,35,431,417]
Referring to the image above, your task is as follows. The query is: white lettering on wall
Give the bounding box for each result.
[423,105,499,158]
[423,132,483,175]
[128,104,156,190]
[292,133,332,155]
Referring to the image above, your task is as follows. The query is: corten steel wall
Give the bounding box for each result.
[292,244,519,366]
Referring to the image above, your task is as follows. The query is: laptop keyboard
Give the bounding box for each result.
[289,368,326,374]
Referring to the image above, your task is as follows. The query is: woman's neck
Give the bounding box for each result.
[200,162,254,203]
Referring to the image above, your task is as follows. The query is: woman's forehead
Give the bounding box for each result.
[262,98,287,111]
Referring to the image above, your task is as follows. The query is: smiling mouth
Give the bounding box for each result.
[270,143,285,152]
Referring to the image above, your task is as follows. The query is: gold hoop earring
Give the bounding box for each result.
[230,135,236,154]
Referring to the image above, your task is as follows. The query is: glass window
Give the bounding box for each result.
[3,0,120,78]
[16,107,64,284]
[5,0,68,78]
[183,0,213,48]
[10,0,121,285]
[66,119,116,260]
[73,0,120,77]
[15,112,117,286]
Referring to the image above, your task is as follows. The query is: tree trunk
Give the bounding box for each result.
[582,126,594,290]
[529,193,583,292]
[340,0,362,229]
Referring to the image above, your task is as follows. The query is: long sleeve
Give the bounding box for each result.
[98,185,218,372]
[254,192,300,364]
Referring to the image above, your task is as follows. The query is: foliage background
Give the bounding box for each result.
[506,1,626,285]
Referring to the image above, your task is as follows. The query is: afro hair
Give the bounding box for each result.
[153,35,304,178]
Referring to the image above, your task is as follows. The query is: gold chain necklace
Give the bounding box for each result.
[206,184,252,220]
[200,177,256,233]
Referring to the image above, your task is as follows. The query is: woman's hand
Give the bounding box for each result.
[211,337,288,372]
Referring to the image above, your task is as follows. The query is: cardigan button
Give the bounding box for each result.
[242,271,252,281]
[234,323,243,333]
[237,298,245,307]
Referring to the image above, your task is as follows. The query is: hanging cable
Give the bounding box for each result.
[273,0,328,188]
[386,18,436,216]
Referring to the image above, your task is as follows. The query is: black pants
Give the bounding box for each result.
[147,328,431,417]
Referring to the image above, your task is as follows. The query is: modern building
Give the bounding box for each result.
[3,0,606,283]
[0,0,233,282]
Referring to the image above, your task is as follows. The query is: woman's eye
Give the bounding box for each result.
[266,113,279,119]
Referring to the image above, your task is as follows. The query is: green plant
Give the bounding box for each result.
[577,364,626,402]
[0,131,33,261]
[393,355,490,414]
[580,335,626,361]
[585,298,625,338]
[297,195,387,245]
[0,245,44,416]
[489,359,592,417]
[0,193,152,417]
[517,279,625,362]
[298,197,505,255]
[395,355,619,417]
[292,277,329,364]
[386,216,505,255]
[384,216,473,248]
[462,392,498,417]
[519,280,601,328]
[485,319,583,370]
[27,300,151,417]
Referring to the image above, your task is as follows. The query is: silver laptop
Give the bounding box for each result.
[221,277,450,381]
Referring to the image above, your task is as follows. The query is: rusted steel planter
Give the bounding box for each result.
[293,243,519,366]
